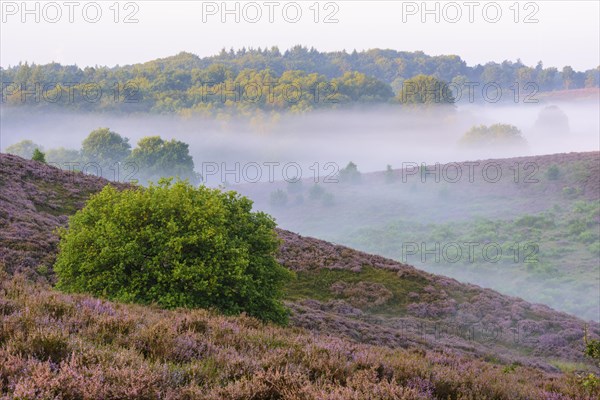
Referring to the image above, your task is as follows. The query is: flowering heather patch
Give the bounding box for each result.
[0,274,598,399]
[1,153,599,397]
[0,153,128,279]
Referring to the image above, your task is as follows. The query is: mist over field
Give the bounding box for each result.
[1,100,599,179]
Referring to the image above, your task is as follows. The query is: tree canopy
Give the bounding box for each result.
[81,128,131,167]
[5,140,44,159]
[397,74,456,106]
[2,47,596,114]
[128,136,198,184]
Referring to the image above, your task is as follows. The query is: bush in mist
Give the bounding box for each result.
[54,179,293,324]
[339,162,361,184]
[31,149,46,163]
[546,165,560,180]
[5,139,43,159]
[45,148,83,169]
[321,192,335,207]
[81,128,131,167]
[127,136,198,184]
[384,165,396,184]
[286,179,303,194]
[397,74,456,106]
[270,189,288,208]
[533,105,570,135]
[459,124,527,148]
[309,184,325,200]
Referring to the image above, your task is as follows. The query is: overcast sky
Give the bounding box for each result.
[1,0,599,70]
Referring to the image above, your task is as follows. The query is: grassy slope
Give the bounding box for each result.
[0,153,599,398]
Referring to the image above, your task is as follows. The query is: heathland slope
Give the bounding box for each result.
[236,151,600,321]
[0,153,598,398]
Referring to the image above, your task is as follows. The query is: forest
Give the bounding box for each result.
[1,47,598,114]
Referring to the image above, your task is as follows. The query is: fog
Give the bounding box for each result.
[1,101,599,184]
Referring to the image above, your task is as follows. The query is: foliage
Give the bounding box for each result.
[584,325,600,365]
[308,184,325,200]
[81,128,131,167]
[339,161,361,184]
[5,139,43,159]
[127,136,197,184]
[3,48,596,115]
[54,179,293,323]
[269,189,288,208]
[286,179,303,194]
[385,164,396,184]
[533,105,570,135]
[321,192,335,207]
[546,165,560,180]
[45,147,82,169]
[459,123,528,148]
[31,148,46,163]
[397,74,456,106]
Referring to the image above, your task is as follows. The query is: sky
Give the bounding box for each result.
[0,0,599,70]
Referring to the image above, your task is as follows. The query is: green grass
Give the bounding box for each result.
[285,266,427,315]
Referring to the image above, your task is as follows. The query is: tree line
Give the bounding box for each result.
[1,46,597,114]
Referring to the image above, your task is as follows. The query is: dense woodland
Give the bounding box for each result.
[1,47,598,113]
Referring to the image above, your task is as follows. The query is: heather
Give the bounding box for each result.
[0,273,598,399]
[1,153,600,398]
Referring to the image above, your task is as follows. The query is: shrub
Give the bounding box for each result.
[286,179,303,194]
[339,162,361,184]
[54,179,293,324]
[308,184,325,200]
[31,148,46,163]
[321,192,335,207]
[269,189,288,208]
[459,123,527,148]
[546,165,560,180]
[384,165,396,184]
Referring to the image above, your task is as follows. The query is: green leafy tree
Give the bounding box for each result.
[459,124,528,148]
[128,136,197,184]
[54,180,293,324]
[398,74,455,106]
[562,66,574,90]
[31,148,46,163]
[81,128,131,167]
[5,140,43,159]
[45,148,83,170]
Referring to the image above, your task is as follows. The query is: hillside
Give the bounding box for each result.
[235,151,600,321]
[0,153,599,398]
